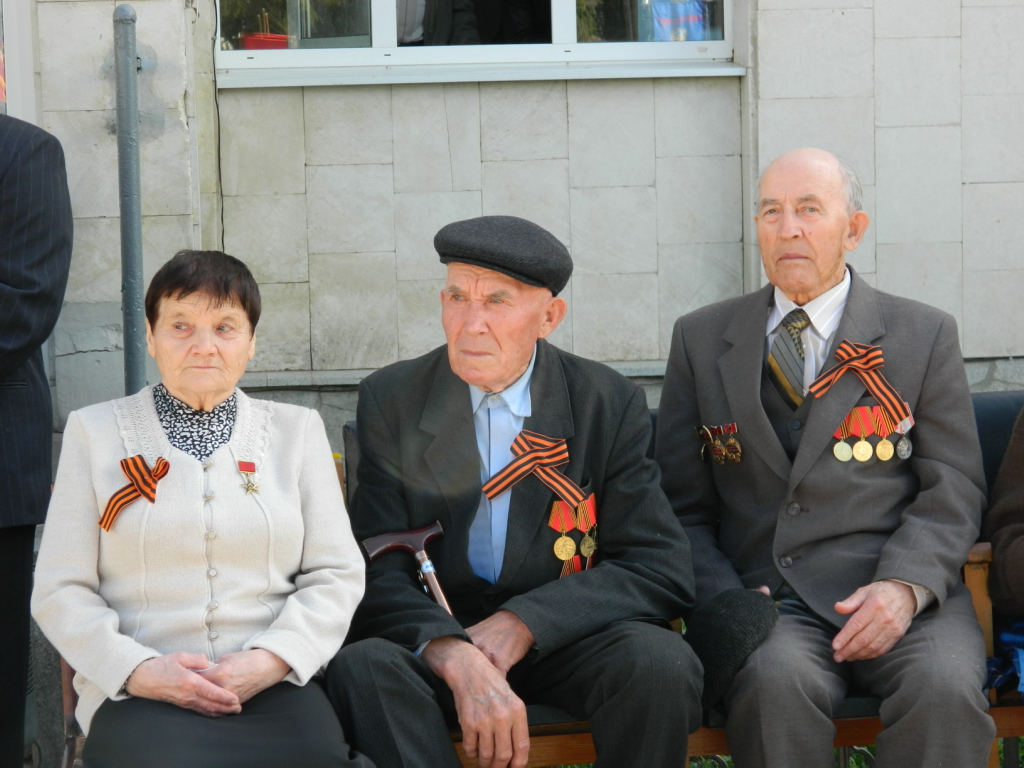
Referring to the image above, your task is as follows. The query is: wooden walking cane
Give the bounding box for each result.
[362,522,453,614]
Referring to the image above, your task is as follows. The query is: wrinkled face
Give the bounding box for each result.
[146,292,255,408]
[440,263,566,392]
[756,150,868,303]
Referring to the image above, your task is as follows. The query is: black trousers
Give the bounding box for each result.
[325,620,703,768]
[83,681,373,768]
[0,525,34,768]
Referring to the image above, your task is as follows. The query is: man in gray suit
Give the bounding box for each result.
[655,148,994,767]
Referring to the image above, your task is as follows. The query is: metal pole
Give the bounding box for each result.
[114,5,146,395]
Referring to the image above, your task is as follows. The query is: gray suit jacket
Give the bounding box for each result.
[655,269,985,627]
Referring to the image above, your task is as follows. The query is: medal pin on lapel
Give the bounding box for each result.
[238,461,260,495]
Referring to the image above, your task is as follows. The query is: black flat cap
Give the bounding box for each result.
[434,215,572,296]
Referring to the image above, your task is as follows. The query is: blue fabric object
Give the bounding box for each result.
[466,348,537,583]
[650,0,707,42]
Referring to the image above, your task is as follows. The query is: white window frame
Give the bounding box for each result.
[215,0,742,87]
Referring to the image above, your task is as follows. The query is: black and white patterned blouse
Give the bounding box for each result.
[153,384,236,462]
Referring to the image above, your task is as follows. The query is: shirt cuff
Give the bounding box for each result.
[414,641,430,658]
[887,579,934,616]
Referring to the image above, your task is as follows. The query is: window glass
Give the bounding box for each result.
[220,0,371,50]
[577,0,723,42]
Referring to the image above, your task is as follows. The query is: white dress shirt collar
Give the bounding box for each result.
[767,266,851,341]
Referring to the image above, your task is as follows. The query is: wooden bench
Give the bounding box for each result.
[58,390,1024,768]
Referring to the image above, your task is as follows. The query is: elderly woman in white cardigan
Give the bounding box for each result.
[32,250,370,768]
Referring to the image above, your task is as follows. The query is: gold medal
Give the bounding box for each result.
[553,535,576,561]
[724,436,742,463]
[580,534,597,558]
[875,438,894,461]
[712,437,726,466]
[833,441,853,462]
[853,439,873,462]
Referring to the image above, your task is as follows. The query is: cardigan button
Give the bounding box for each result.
[204,494,214,501]
[207,531,217,540]
[208,568,218,577]
[208,601,219,610]
[209,630,219,640]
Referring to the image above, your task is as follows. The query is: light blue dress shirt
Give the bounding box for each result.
[466,348,537,583]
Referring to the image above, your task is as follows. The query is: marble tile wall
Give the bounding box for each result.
[218,77,745,373]
[756,0,1024,358]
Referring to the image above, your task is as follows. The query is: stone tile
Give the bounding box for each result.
[758,10,873,99]
[656,155,742,244]
[220,88,305,196]
[572,274,659,362]
[65,215,194,303]
[875,38,960,128]
[445,83,482,191]
[875,243,963,331]
[654,78,741,158]
[963,183,1024,271]
[43,108,190,219]
[963,270,1024,358]
[56,350,124,428]
[757,98,875,184]
[481,160,570,246]
[54,301,122,356]
[480,81,568,162]
[135,0,190,112]
[395,191,482,281]
[393,84,453,193]
[140,109,193,217]
[306,164,395,254]
[310,253,398,370]
[320,389,360,453]
[38,1,114,112]
[760,0,871,6]
[568,79,655,188]
[569,187,657,275]
[846,185,876,275]
[875,127,961,244]
[875,0,959,37]
[962,95,1024,183]
[658,243,743,358]
[963,7,1024,95]
[963,0,1024,5]
[304,85,392,166]
[249,283,311,372]
[223,195,309,283]
[397,279,447,360]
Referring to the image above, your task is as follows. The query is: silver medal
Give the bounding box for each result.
[896,435,913,460]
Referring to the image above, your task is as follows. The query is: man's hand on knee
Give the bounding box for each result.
[832,580,916,662]
[421,636,530,768]
[466,610,535,675]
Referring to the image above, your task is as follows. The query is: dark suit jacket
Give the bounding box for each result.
[424,0,481,45]
[655,269,986,627]
[346,340,695,658]
[0,115,73,528]
[983,406,1024,616]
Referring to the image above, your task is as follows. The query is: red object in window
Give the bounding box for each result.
[241,33,289,49]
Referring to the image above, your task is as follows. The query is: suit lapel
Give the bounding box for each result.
[719,284,792,481]
[788,269,886,492]
[420,355,485,586]
[494,341,575,590]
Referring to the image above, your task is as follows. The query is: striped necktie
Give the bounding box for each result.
[767,308,811,409]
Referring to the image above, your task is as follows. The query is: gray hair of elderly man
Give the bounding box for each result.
[757,151,864,215]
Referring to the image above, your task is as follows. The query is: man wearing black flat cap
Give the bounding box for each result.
[326,215,702,768]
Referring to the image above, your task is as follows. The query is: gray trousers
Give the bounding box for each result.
[325,620,703,768]
[723,588,995,768]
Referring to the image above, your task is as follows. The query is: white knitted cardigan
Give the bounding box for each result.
[31,386,365,733]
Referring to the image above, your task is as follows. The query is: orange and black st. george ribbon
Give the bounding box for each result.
[809,341,914,431]
[481,429,587,508]
[99,455,170,532]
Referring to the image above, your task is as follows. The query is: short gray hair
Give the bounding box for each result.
[757,152,863,215]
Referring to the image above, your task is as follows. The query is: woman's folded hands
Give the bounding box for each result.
[126,649,290,716]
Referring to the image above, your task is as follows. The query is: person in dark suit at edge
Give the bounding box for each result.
[0,113,73,768]
[655,147,994,767]
[325,215,702,768]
